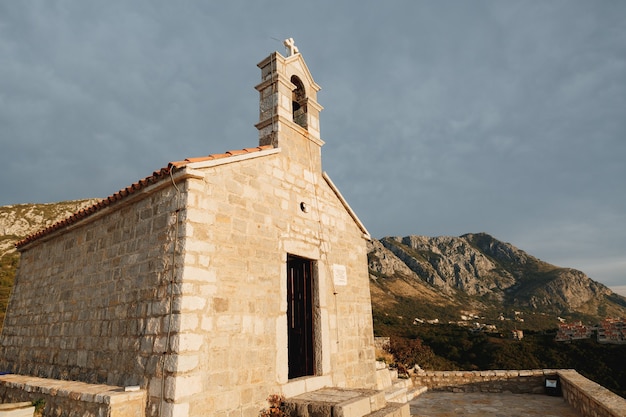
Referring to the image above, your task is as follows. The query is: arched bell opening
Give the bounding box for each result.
[291,75,308,129]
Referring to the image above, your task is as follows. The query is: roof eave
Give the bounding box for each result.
[16,167,200,250]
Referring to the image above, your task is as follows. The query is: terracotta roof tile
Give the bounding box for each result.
[16,145,274,248]
[225,149,248,156]
[169,145,272,168]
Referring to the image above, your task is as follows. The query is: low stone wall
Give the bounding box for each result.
[0,374,145,417]
[558,370,626,417]
[413,369,626,417]
[413,369,552,394]
[373,337,390,351]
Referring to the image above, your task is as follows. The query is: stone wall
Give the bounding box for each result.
[0,182,186,416]
[558,370,626,417]
[413,369,626,417]
[373,337,390,352]
[0,374,145,417]
[413,369,550,394]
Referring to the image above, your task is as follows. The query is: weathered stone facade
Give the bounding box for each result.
[1,187,179,385]
[0,46,377,416]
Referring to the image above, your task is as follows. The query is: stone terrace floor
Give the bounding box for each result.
[409,392,583,417]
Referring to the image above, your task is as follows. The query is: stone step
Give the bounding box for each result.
[375,363,407,391]
[385,383,427,403]
[363,402,410,417]
[283,388,387,417]
[407,385,427,402]
[391,377,412,389]
[375,367,392,390]
[384,385,408,403]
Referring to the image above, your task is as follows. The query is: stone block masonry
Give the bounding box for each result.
[559,370,626,417]
[413,369,551,394]
[0,183,186,416]
[0,374,146,417]
[173,144,377,416]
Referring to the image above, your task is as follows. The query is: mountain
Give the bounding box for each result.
[368,233,626,329]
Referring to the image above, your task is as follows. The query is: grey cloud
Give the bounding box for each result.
[1,1,625,287]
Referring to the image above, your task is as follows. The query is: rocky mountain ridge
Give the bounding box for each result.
[0,199,99,258]
[368,233,626,324]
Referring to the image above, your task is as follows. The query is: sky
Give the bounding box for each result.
[1,1,625,292]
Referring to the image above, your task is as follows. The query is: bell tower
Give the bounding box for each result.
[255,39,324,169]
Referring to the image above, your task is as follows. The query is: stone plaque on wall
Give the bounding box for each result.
[333,264,347,286]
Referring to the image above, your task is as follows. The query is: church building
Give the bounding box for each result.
[0,41,385,416]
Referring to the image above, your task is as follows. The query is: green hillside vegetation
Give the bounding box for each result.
[374,310,626,399]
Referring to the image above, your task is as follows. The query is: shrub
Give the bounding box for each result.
[386,336,436,370]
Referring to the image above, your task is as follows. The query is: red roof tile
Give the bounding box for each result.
[16,145,273,248]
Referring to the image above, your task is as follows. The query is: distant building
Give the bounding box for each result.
[510,330,524,340]
[597,318,626,344]
[555,321,594,342]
